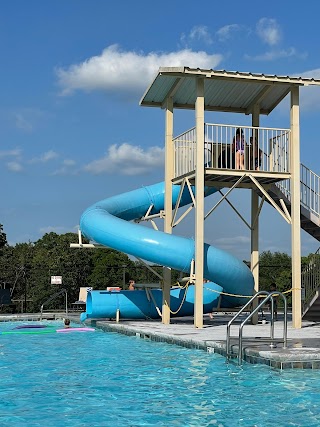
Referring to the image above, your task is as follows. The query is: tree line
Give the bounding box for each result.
[0,225,179,313]
[0,223,316,312]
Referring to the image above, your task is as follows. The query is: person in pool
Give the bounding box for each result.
[64,318,71,328]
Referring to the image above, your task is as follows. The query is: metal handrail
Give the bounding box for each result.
[238,292,287,364]
[40,288,68,320]
[276,163,320,220]
[226,291,288,365]
[226,291,268,357]
[173,123,290,177]
[301,246,320,315]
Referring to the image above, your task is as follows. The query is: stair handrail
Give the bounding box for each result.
[238,291,288,364]
[40,288,68,320]
[226,291,268,358]
[226,291,288,364]
[276,163,320,219]
[302,246,320,315]
[275,163,320,315]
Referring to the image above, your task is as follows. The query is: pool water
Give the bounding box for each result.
[0,321,320,426]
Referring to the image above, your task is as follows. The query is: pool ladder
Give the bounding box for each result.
[40,288,68,321]
[226,291,288,365]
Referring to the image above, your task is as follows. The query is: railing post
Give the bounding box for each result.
[282,293,288,348]
[65,291,68,317]
[269,298,275,347]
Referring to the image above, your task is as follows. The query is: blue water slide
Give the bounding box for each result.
[80,181,254,318]
[84,282,223,320]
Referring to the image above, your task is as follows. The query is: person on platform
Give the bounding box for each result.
[232,128,246,170]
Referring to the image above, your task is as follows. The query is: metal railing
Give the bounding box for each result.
[277,163,320,219]
[173,123,290,177]
[302,247,320,315]
[40,288,68,320]
[275,166,320,314]
[173,124,320,221]
[226,291,288,365]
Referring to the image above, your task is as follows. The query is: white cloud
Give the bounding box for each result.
[180,25,213,46]
[42,151,58,162]
[12,108,49,132]
[51,168,69,176]
[84,143,164,175]
[256,18,281,46]
[210,235,251,260]
[56,44,223,96]
[245,47,307,62]
[63,159,76,166]
[51,159,77,175]
[0,148,22,158]
[298,68,320,79]
[14,113,33,132]
[30,150,59,163]
[7,161,23,172]
[275,68,320,112]
[216,24,241,41]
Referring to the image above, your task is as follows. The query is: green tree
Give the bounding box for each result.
[0,242,35,312]
[88,248,135,289]
[29,232,93,311]
[0,224,7,249]
[259,251,292,293]
[259,251,292,306]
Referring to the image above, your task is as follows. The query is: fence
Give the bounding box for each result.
[174,123,290,177]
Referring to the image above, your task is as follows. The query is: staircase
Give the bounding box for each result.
[263,164,320,319]
[270,164,320,240]
[301,248,320,320]
[302,289,320,321]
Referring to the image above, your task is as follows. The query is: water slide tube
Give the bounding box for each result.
[79,182,254,320]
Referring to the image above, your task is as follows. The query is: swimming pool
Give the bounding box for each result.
[0,320,320,426]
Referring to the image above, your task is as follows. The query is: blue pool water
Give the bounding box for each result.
[0,321,320,427]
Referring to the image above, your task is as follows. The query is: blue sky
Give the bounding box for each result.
[1,0,320,261]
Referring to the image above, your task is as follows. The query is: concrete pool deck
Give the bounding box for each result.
[84,311,320,369]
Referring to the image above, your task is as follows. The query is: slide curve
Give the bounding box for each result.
[80,182,254,308]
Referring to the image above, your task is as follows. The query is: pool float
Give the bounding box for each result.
[0,329,56,335]
[13,324,51,330]
[56,327,95,333]
[0,326,95,335]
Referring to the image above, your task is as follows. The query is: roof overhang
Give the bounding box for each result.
[140,67,320,115]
